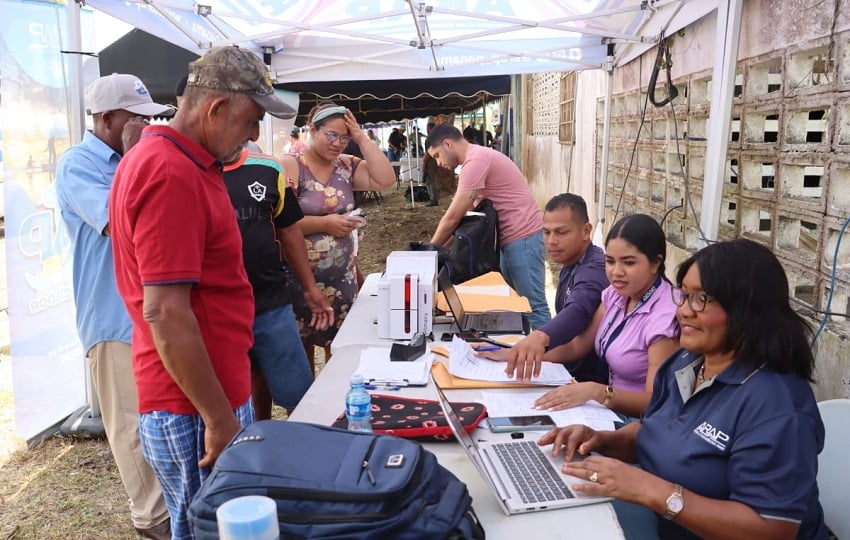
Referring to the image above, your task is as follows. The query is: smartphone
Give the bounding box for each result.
[488,415,556,433]
[440,331,486,342]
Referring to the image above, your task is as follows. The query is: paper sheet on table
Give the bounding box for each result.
[436,272,531,314]
[353,347,433,386]
[481,390,619,431]
[447,337,572,386]
[430,362,541,389]
[454,284,510,297]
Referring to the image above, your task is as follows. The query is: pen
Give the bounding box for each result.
[365,384,401,391]
[367,378,410,387]
[482,337,513,348]
[476,345,501,352]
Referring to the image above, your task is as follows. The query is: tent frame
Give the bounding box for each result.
[74,0,738,239]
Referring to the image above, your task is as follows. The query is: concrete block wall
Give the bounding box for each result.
[597,20,850,398]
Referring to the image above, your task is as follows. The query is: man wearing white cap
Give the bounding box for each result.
[109,46,297,539]
[55,73,171,540]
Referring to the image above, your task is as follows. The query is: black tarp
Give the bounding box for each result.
[277,76,510,125]
[98,29,199,105]
[98,30,510,123]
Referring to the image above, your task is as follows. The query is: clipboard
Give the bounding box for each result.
[355,347,432,387]
[430,362,543,389]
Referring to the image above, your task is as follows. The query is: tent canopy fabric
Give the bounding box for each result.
[84,0,717,82]
[96,28,508,123]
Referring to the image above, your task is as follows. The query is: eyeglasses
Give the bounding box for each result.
[320,129,351,145]
[671,287,714,313]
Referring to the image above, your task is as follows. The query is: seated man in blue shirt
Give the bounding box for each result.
[489,193,609,382]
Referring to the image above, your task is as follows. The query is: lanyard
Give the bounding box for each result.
[558,248,588,307]
[597,276,662,360]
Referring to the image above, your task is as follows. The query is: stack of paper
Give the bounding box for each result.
[354,347,433,386]
[480,390,620,431]
[447,337,572,386]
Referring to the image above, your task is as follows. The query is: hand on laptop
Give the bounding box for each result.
[504,330,549,381]
[562,454,661,503]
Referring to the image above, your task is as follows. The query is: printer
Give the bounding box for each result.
[376,251,438,339]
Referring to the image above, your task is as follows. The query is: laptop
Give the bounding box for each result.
[437,268,526,334]
[433,379,611,515]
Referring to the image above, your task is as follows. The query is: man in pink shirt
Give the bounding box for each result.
[425,123,550,329]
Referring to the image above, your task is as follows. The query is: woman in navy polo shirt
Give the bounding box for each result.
[541,239,827,539]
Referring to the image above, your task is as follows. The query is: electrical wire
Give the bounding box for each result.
[810,214,850,347]
[660,203,684,226]
[791,297,850,319]
[611,63,650,224]
[668,100,713,243]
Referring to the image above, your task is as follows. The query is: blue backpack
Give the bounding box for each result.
[188,420,486,539]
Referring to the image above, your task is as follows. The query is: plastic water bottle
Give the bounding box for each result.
[346,374,373,432]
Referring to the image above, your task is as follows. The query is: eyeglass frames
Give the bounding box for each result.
[320,129,351,145]
[670,287,714,312]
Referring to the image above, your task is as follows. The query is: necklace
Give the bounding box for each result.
[697,362,707,385]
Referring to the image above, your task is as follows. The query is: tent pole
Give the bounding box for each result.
[594,45,615,245]
[699,0,743,244]
[67,0,86,146]
[408,119,415,209]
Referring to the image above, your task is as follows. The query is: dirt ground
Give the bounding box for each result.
[0,187,448,539]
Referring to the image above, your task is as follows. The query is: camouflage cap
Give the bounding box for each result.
[186,46,296,119]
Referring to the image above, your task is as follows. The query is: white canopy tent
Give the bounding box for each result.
[75,0,735,241]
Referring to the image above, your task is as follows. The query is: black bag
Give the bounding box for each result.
[403,199,500,284]
[188,420,485,540]
[404,183,431,202]
[446,199,500,283]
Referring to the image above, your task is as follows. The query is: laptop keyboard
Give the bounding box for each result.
[491,441,575,504]
[467,313,504,331]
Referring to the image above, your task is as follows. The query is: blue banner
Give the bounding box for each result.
[1,0,91,441]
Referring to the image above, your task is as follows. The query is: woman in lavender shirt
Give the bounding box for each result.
[533,214,680,418]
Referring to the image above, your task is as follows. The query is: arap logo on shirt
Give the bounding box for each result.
[693,421,729,451]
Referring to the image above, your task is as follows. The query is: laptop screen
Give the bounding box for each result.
[432,379,487,471]
[437,268,466,325]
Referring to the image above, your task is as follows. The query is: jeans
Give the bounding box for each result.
[388,148,401,181]
[499,230,551,330]
[250,304,314,410]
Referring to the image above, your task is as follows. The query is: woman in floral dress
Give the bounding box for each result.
[281,104,395,371]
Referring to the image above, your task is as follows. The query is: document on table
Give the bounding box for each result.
[454,284,510,297]
[447,337,572,386]
[354,347,433,386]
[480,390,620,431]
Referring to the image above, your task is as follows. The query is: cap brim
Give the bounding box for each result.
[125,102,174,117]
[251,93,297,120]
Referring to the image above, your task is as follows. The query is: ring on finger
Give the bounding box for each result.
[588,471,599,483]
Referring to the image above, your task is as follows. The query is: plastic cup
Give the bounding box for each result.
[216,495,279,540]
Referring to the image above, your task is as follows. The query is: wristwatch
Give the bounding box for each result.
[602,385,615,406]
[663,484,684,520]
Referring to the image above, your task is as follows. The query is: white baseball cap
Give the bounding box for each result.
[85,73,172,116]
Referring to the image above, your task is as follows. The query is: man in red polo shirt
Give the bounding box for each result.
[109,46,296,540]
